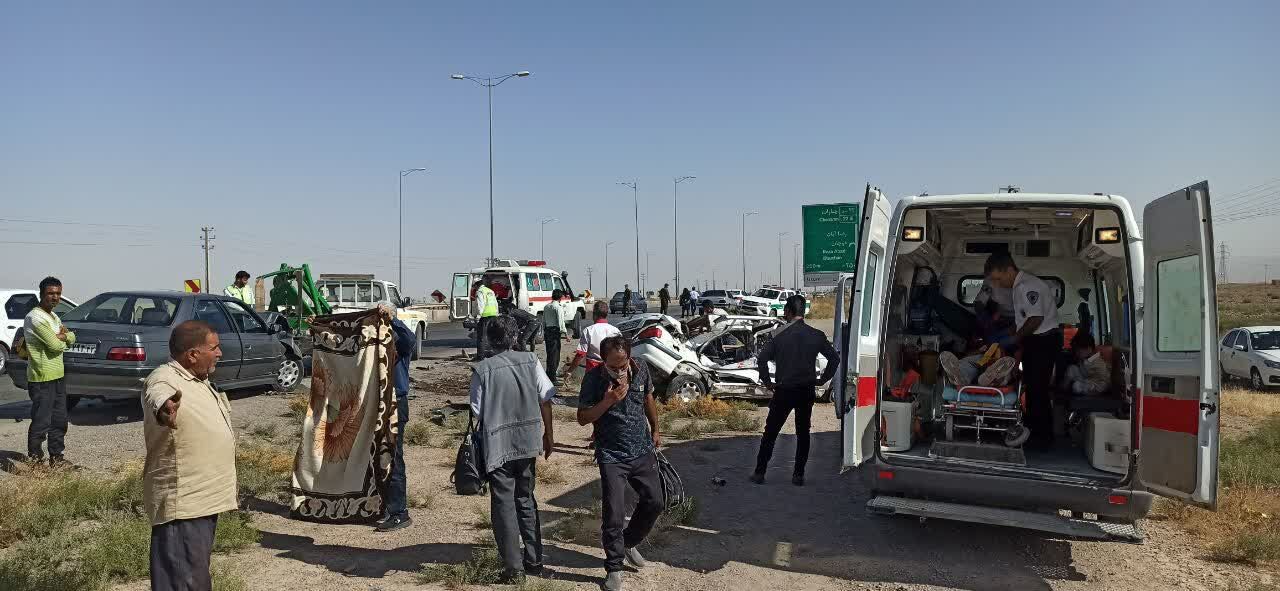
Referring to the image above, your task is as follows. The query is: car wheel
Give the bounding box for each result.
[276,358,302,392]
[411,324,424,360]
[1251,368,1264,391]
[0,343,7,375]
[665,374,707,403]
[66,395,82,410]
[944,415,955,441]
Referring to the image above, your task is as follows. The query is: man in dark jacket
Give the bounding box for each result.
[377,310,418,531]
[470,320,556,583]
[658,284,671,316]
[621,284,633,316]
[751,295,839,487]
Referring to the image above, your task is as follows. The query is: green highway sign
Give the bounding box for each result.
[802,203,860,286]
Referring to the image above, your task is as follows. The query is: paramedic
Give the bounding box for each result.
[984,252,1061,450]
[474,279,500,360]
[751,295,840,486]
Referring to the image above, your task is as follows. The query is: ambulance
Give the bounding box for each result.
[831,182,1219,541]
[449,259,588,335]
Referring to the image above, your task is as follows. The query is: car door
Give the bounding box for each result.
[1228,330,1249,377]
[1138,181,1221,509]
[221,299,279,381]
[1218,331,1238,377]
[833,185,891,469]
[450,273,476,320]
[192,298,242,386]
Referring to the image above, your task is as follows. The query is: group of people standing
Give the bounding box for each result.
[676,286,703,317]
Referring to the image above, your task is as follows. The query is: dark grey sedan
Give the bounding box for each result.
[6,291,303,406]
[609,291,648,316]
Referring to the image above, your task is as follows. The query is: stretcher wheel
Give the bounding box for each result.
[944,415,955,441]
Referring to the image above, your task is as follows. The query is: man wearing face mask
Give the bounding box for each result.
[141,320,238,591]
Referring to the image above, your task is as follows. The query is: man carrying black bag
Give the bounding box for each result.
[468,320,556,583]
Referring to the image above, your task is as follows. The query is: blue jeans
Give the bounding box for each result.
[384,395,409,518]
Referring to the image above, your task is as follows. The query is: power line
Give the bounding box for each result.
[1214,178,1280,206]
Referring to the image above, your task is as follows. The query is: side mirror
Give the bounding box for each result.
[1235,344,1247,351]
[401,297,412,307]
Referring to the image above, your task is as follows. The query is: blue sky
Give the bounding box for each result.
[3,0,1278,301]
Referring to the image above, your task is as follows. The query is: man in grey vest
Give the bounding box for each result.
[469,320,556,583]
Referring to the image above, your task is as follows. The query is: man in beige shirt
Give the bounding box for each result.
[142,320,238,591]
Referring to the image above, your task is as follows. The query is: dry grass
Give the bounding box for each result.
[1219,283,1280,333]
[236,444,295,503]
[408,490,436,510]
[287,391,310,422]
[1223,386,1280,421]
[808,295,836,319]
[660,398,761,438]
[536,460,567,485]
[416,545,504,589]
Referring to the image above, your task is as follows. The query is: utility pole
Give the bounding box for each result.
[777,231,790,287]
[1218,244,1230,283]
[793,242,800,290]
[618,181,641,297]
[673,175,695,295]
[200,227,216,293]
[585,266,594,291]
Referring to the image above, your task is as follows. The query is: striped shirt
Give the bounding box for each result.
[24,307,75,383]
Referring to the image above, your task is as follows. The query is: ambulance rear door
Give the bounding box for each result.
[1138,181,1220,509]
[450,272,475,321]
[834,185,892,470]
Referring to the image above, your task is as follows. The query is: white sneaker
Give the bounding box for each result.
[624,546,647,569]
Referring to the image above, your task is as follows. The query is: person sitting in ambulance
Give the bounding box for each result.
[1063,332,1110,397]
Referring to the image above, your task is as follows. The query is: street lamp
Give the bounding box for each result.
[399,167,428,291]
[645,250,653,296]
[451,70,532,266]
[673,175,695,294]
[793,242,800,289]
[539,217,558,260]
[777,231,790,287]
[741,210,759,291]
[605,240,616,298]
[618,181,641,296]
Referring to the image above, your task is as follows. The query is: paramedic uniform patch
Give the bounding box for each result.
[1012,272,1058,334]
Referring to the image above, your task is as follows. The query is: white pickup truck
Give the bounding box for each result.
[315,274,429,358]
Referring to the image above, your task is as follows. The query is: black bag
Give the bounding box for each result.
[451,414,487,495]
[655,450,686,510]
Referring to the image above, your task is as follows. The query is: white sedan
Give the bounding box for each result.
[1219,326,1280,390]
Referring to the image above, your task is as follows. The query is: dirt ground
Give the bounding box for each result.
[1,338,1275,591]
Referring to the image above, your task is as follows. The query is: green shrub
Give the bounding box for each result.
[1208,527,1280,565]
[403,422,433,446]
[213,511,261,552]
[722,409,761,432]
[416,546,505,588]
[1220,416,1280,488]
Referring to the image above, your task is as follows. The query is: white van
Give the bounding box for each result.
[449,259,588,335]
[832,183,1220,541]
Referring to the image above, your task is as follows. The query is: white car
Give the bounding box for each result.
[735,287,808,317]
[2,289,78,375]
[629,313,829,402]
[1219,326,1280,390]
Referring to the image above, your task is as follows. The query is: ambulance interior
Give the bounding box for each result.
[877,204,1135,482]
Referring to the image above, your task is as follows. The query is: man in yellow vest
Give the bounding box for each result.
[223,271,255,306]
[473,278,500,360]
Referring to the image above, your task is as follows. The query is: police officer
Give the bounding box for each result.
[750,295,839,486]
[984,252,1061,450]
[474,278,500,360]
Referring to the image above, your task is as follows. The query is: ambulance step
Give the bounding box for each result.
[866,496,1144,542]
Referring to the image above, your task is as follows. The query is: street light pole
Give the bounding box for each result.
[398,167,427,291]
[539,217,558,260]
[605,240,616,298]
[451,70,532,266]
[793,242,800,290]
[618,181,640,297]
[645,250,653,296]
[673,175,695,295]
[777,231,789,287]
[741,210,759,291]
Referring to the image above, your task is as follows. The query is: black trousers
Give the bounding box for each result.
[599,451,663,572]
[755,385,815,476]
[476,316,495,358]
[660,300,669,315]
[544,327,562,382]
[1022,330,1062,446]
[487,457,543,573]
[151,514,218,591]
[28,378,68,459]
[384,395,409,518]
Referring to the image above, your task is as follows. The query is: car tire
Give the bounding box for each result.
[0,343,8,375]
[275,358,303,392]
[1251,367,1264,391]
[66,395,82,410]
[665,374,707,403]
[412,324,424,360]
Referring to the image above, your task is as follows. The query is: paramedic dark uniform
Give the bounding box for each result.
[1013,271,1061,448]
[754,320,839,478]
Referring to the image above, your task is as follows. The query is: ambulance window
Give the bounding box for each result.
[1156,255,1203,353]
[552,276,567,293]
[526,274,540,291]
[540,273,554,291]
[860,251,879,336]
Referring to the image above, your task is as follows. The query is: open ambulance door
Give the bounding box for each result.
[1138,181,1220,509]
[449,273,475,321]
[834,185,892,470]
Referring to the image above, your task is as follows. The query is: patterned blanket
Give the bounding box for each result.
[290,308,398,522]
